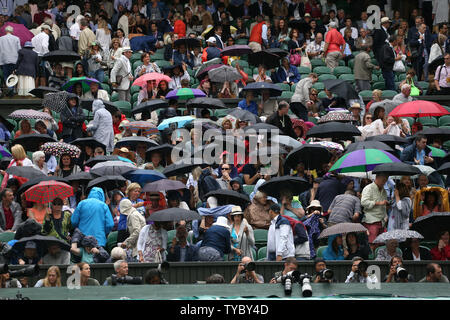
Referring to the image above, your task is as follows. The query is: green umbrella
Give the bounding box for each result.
[61,76,100,93]
[427,146,446,158]
[329,148,401,173]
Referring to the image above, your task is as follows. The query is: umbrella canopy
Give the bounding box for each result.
[368,100,399,116]
[163,161,208,177]
[41,142,81,158]
[428,55,444,73]
[84,155,129,168]
[65,172,94,185]
[372,162,422,176]
[185,97,226,109]
[0,146,11,159]
[345,141,394,153]
[309,141,344,152]
[71,137,106,152]
[258,176,310,199]
[123,169,166,186]
[271,135,303,149]
[203,189,250,208]
[157,116,195,130]
[131,99,169,115]
[365,134,408,147]
[373,230,424,243]
[166,88,206,101]
[412,127,450,143]
[195,63,223,80]
[87,175,127,192]
[13,235,70,253]
[11,134,56,152]
[437,162,450,175]
[208,65,243,82]
[61,77,100,93]
[221,45,253,57]
[306,122,361,139]
[329,149,401,173]
[318,223,367,239]
[322,79,360,101]
[0,22,34,46]
[6,166,46,180]
[132,72,172,88]
[145,144,173,160]
[174,37,201,49]
[16,177,69,199]
[249,146,288,160]
[42,50,80,62]
[80,99,119,114]
[318,111,354,123]
[413,164,436,176]
[285,143,331,170]
[29,86,60,98]
[148,208,201,222]
[24,180,73,204]
[114,136,158,150]
[90,161,137,176]
[389,100,450,118]
[121,121,159,136]
[411,212,450,240]
[9,109,53,121]
[242,82,282,97]
[226,108,261,123]
[248,50,280,69]
[266,48,289,58]
[41,91,75,113]
[142,179,186,192]
[427,145,447,158]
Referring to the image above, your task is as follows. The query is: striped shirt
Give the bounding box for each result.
[328,194,361,224]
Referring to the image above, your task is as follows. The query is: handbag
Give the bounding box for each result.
[393,59,405,72]
[154,250,163,263]
[289,49,302,66]
[300,49,311,70]
[410,81,421,96]
[115,75,123,86]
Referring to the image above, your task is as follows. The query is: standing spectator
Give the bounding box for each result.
[409,23,432,81]
[388,182,411,231]
[266,204,295,261]
[86,100,114,153]
[315,173,347,214]
[119,199,146,261]
[380,35,400,91]
[111,46,133,101]
[323,21,345,71]
[228,206,255,261]
[198,216,232,261]
[419,263,449,283]
[0,25,20,96]
[373,17,391,65]
[60,93,85,143]
[137,221,168,262]
[291,73,319,121]
[434,52,450,95]
[78,19,96,57]
[31,24,52,87]
[327,190,361,226]
[15,41,38,96]
[0,188,22,233]
[41,197,72,243]
[266,101,296,138]
[248,14,267,52]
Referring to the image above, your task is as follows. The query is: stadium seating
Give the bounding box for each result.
[310,59,325,67]
[312,82,325,91]
[277,83,291,91]
[105,231,118,253]
[333,66,352,77]
[254,229,268,249]
[280,91,294,99]
[438,115,450,127]
[313,66,332,75]
[339,74,355,82]
[318,74,337,81]
[381,90,398,98]
[418,117,438,127]
[257,246,267,261]
[115,100,132,117]
[316,246,327,258]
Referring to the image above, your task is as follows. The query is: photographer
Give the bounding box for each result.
[230,256,264,284]
[0,272,21,288]
[144,268,168,285]
[269,257,299,283]
[103,260,129,286]
[313,258,337,283]
[385,256,414,283]
[345,256,378,284]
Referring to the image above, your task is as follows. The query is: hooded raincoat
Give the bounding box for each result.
[87,99,114,153]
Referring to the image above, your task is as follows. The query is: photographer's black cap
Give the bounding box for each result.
[314,257,325,266]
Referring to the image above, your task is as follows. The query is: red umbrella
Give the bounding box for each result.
[132,72,172,88]
[24,180,73,204]
[389,100,450,118]
[0,22,34,47]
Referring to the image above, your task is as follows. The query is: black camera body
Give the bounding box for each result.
[111,274,143,286]
[356,260,368,275]
[240,262,256,273]
[277,271,300,296]
[0,264,39,278]
[318,268,334,281]
[396,265,408,279]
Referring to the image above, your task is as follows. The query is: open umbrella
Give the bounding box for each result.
[318,223,367,239]
[258,176,310,199]
[166,88,206,101]
[24,180,73,204]
[203,189,250,208]
[285,144,331,170]
[366,134,408,147]
[71,137,106,152]
[411,212,450,240]
[157,116,195,130]
[372,162,422,176]
[226,108,261,123]
[208,65,243,82]
[345,141,394,153]
[174,37,201,49]
[221,45,253,57]
[9,109,53,121]
[41,142,81,158]
[195,63,223,80]
[84,155,130,168]
[29,86,60,98]
[0,22,34,46]
[427,145,447,158]
[90,161,137,176]
[41,91,75,114]
[87,175,127,192]
[65,172,94,185]
[11,134,56,152]
[0,146,11,159]
[121,121,159,136]
[114,136,158,150]
[412,127,450,143]
[163,160,209,177]
[306,122,361,140]
[309,141,344,152]
[123,169,166,186]
[186,97,227,109]
[329,149,401,173]
[148,208,201,222]
[131,99,169,115]
[368,100,399,116]
[318,112,354,123]
[80,99,119,114]
[6,166,46,180]
[142,179,186,192]
[373,230,424,243]
[437,162,450,175]
[389,100,450,118]
[16,177,69,200]
[42,50,80,63]
[61,77,100,93]
[242,82,282,97]
[132,72,172,88]
[248,50,280,69]
[266,48,289,58]
[271,135,303,149]
[13,235,71,253]
[145,144,173,160]
[322,79,360,101]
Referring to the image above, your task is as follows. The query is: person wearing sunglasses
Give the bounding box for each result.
[306,88,323,118]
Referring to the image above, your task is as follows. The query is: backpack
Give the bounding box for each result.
[281,215,309,246]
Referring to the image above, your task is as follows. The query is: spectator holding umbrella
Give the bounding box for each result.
[60,93,86,143]
[41,197,72,243]
[55,153,82,178]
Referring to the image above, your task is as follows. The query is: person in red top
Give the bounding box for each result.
[431,231,450,261]
[0,188,23,233]
[173,12,186,39]
[33,3,52,26]
[248,15,266,53]
[113,111,127,135]
[323,21,346,71]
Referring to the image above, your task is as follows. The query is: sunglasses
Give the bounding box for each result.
[222,167,230,170]
[311,93,318,96]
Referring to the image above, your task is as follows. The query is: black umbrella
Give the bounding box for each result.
[11,134,56,152]
[243,123,280,134]
[131,99,169,115]
[90,161,137,176]
[65,172,94,185]
[258,176,310,199]
[13,235,71,253]
[226,108,262,123]
[0,157,12,170]
[148,208,201,222]
[87,175,127,192]
[114,136,158,150]
[372,162,422,176]
[411,127,450,143]
[29,86,60,99]
[163,160,209,177]
[80,99,119,114]
[142,179,186,192]
[174,37,201,49]
[266,48,289,58]
[323,79,360,101]
[437,162,450,175]
[42,50,80,62]
[221,45,253,57]
[71,137,106,151]
[306,122,361,139]
[242,82,283,97]
[185,97,227,109]
[248,50,280,69]
[41,91,73,114]
[428,55,444,73]
[0,114,15,132]
[145,144,173,161]
[366,134,408,147]
[84,155,124,167]
[6,166,46,180]
[285,144,331,170]
[411,212,450,240]
[203,189,250,207]
[345,141,394,153]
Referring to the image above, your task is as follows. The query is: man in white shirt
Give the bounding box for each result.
[266,204,295,261]
[168,63,190,90]
[32,24,52,87]
[69,15,84,41]
[340,17,358,39]
[0,25,21,95]
[392,84,413,104]
[345,256,379,284]
[306,33,325,59]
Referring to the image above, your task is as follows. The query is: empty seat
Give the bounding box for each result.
[359,90,373,98]
[418,117,438,127]
[439,115,450,127]
[339,74,355,82]
[318,74,337,81]
[313,82,325,91]
[280,91,294,99]
[313,66,332,75]
[372,81,386,90]
[297,66,312,74]
[277,83,291,91]
[333,66,352,77]
[381,90,398,98]
[310,59,325,67]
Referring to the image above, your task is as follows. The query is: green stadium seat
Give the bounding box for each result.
[243,184,255,195]
[359,90,373,98]
[310,59,325,67]
[150,52,164,61]
[418,81,429,90]
[236,38,248,45]
[339,74,355,82]
[231,60,249,68]
[130,53,142,64]
[215,109,229,118]
[100,83,111,95]
[371,58,378,66]
[313,82,325,91]
[316,246,327,258]
[155,60,172,69]
[114,101,132,117]
[131,92,139,105]
[318,74,337,81]
[418,117,438,127]
[333,66,352,77]
[291,84,298,92]
[313,66,332,75]
[243,67,252,76]
[444,140,450,150]
[439,115,450,127]
[277,83,291,91]
[348,59,355,69]
[254,229,268,248]
[381,90,398,98]
[317,91,328,99]
[105,231,118,253]
[371,74,378,82]
[280,91,294,99]
[339,60,345,66]
[257,246,267,261]
[372,81,385,90]
[298,66,312,74]
[103,74,109,84]
[130,85,141,95]
[0,232,15,243]
[167,229,176,247]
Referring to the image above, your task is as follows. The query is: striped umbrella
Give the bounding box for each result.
[329,148,401,173]
[61,76,100,93]
[9,109,53,121]
[41,142,81,158]
[427,145,446,158]
[166,88,206,101]
[24,180,73,204]
[121,121,159,136]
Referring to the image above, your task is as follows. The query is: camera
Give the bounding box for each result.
[299,273,313,297]
[275,271,300,296]
[356,260,368,275]
[111,274,143,286]
[318,268,334,281]
[396,266,408,279]
[158,261,170,274]
[240,262,256,273]
[0,264,39,278]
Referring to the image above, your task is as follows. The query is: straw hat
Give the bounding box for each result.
[230,206,244,216]
[307,200,323,211]
[6,74,18,87]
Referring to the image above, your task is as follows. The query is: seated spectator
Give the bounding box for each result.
[403,238,432,260]
[280,189,305,221]
[17,241,41,265]
[34,266,62,287]
[27,202,47,225]
[244,187,274,230]
[41,243,71,265]
[71,234,110,263]
[306,33,325,59]
[323,234,346,260]
[306,88,323,117]
[346,232,370,260]
[384,256,415,283]
[321,88,339,109]
[201,37,221,62]
[253,64,272,83]
[230,256,264,283]
[272,57,300,85]
[173,43,194,69]
[430,231,450,261]
[419,263,449,283]
[364,89,383,114]
[85,41,106,83]
[392,84,413,104]
[399,69,423,96]
[48,63,68,90]
[168,63,190,90]
[119,199,146,261]
[78,262,100,286]
[0,188,23,233]
[376,239,403,261]
[355,28,373,50]
[167,225,198,262]
[238,91,258,116]
[400,134,434,166]
[134,52,161,77]
[14,119,37,139]
[82,81,110,101]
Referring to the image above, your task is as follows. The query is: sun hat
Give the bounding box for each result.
[6,74,18,87]
[207,37,216,43]
[307,200,323,211]
[230,205,244,216]
[381,17,391,23]
[213,216,231,230]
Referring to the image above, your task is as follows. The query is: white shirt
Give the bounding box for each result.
[32,32,50,57]
[0,33,21,65]
[340,27,358,39]
[306,40,325,56]
[267,215,295,260]
[169,70,190,89]
[70,22,81,40]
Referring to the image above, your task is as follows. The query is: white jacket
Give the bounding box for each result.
[291,77,313,105]
[87,100,115,153]
[110,54,132,91]
[266,215,296,260]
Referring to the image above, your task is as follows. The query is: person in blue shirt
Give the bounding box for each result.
[198,216,232,261]
[173,43,194,69]
[272,57,301,85]
[323,234,346,261]
[400,134,435,167]
[238,91,258,115]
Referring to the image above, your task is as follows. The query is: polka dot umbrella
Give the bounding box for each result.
[41,142,81,158]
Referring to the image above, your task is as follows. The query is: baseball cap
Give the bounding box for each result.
[207,37,216,43]
[304,13,311,17]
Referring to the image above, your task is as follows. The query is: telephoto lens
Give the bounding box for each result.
[244,262,256,272]
[299,274,312,297]
[396,266,408,279]
[284,276,292,296]
[320,268,334,280]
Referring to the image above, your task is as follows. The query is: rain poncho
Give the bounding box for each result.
[87,99,114,153]
[71,187,114,247]
[322,234,345,261]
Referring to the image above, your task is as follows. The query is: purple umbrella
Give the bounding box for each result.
[196,64,223,80]
[221,45,253,57]
[0,22,34,47]
[165,88,206,101]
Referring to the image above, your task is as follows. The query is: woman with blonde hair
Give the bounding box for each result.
[364,89,383,114]
[96,18,112,59]
[107,37,122,70]
[34,266,62,287]
[117,182,146,242]
[0,144,33,188]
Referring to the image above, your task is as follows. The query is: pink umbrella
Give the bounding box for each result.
[0,22,34,47]
[132,72,172,88]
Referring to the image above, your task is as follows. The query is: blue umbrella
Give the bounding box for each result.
[157,116,195,130]
[123,169,166,186]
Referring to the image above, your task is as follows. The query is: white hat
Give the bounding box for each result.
[119,199,135,216]
[6,74,18,87]
[41,24,53,31]
[230,206,244,216]
[207,37,216,43]
[328,21,337,28]
[207,196,218,208]
[213,216,230,230]
[381,17,391,24]
[122,46,133,52]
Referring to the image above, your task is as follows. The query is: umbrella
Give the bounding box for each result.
[248,50,280,69]
[428,55,444,73]
[195,63,223,80]
[132,72,172,88]
[389,100,450,118]
[65,172,94,185]
[142,179,186,192]
[271,135,303,149]
[11,134,56,152]
[306,122,361,139]
[84,155,129,168]
[318,223,368,239]
[221,45,253,57]
[266,48,289,58]
[0,22,33,46]
[13,235,70,253]
[366,134,408,147]
[163,160,209,177]
[345,141,394,153]
[131,99,169,115]
[174,37,201,49]
[437,162,450,175]
[61,77,100,93]
[226,108,261,123]
[114,136,158,150]
[285,144,331,170]
[373,230,424,243]
[145,144,173,160]
[185,97,227,109]
[166,88,206,101]
[368,100,400,116]
[413,164,436,176]
[41,142,81,158]
[318,112,354,123]
[203,189,250,207]
[412,127,450,143]
[427,145,447,158]
[9,109,53,121]
[29,86,60,99]
[41,91,76,113]
[42,50,80,63]
[123,169,166,186]
[148,208,201,222]
[121,121,159,136]
[80,99,119,114]
[90,161,137,176]
[242,82,282,97]
[24,180,73,204]
[157,116,195,130]
[323,79,360,101]
[208,65,243,82]
[411,212,450,240]
[309,141,344,152]
[87,175,127,192]
[0,146,11,159]
[16,176,69,200]
[71,137,106,152]
[258,176,310,199]
[6,166,46,180]
[329,149,401,173]
[372,162,422,176]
